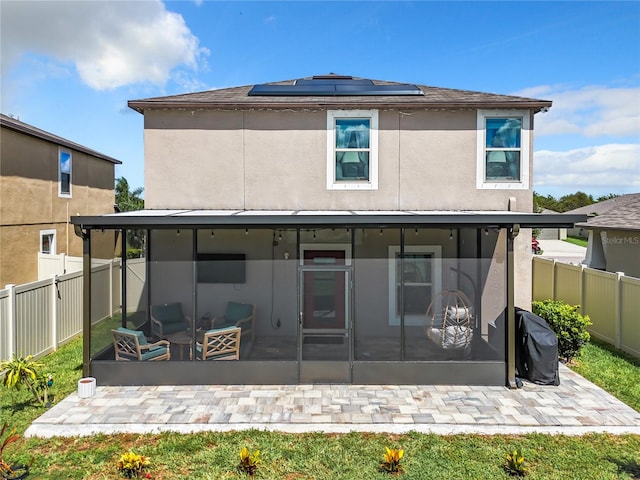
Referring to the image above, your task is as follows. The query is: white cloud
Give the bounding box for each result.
[514,84,640,138]
[0,0,208,90]
[534,144,640,189]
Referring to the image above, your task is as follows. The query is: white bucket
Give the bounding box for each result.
[77,377,96,398]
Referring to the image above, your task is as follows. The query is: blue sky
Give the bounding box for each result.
[2,1,639,199]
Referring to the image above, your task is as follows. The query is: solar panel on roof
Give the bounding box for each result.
[296,78,373,86]
[248,78,424,97]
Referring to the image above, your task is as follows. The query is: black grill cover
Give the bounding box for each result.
[515,308,560,385]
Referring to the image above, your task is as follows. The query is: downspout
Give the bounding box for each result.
[74,224,91,378]
[506,223,520,389]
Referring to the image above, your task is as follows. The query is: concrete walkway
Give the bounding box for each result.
[25,364,640,438]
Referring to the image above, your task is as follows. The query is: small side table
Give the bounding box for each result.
[166,331,193,360]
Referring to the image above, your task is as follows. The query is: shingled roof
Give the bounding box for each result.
[0,114,121,165]
[574,193,640,232]
[128,75,552,113]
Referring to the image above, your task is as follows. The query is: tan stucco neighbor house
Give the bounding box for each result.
[71,75,584,387]
[0,114,121,287]
[575,193,640,278]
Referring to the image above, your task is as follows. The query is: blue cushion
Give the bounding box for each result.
[117,327,147,345]
[213,317,237,329]
[162,321,187,334]
[140,346,168,360]
[224,302,253,323]
[152,303,184,324]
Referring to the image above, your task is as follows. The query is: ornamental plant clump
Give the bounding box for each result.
[380,447,404,475]
[116,451,151,478]
[237,447,260,476]
[0,354,53,407]
[0,423,32,479]
[504,449,528,476]
[532,300,591,363]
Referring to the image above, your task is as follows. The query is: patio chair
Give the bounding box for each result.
[206,302,255,358]
[195,326,241,361]
[424,290,473,357]
[112,327,171,361]
[150,302,192,338]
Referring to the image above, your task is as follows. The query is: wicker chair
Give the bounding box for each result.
[425,290,473,355]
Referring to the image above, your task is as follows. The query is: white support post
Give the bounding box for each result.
[6,284,16,359]
[109,259,114,318]
[51,275,58,351]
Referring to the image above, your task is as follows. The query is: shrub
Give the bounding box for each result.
[532,300,591,362]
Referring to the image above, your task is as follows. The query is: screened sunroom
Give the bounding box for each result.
[72,210,583,387]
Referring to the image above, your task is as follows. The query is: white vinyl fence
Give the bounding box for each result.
[532,256,640,359]
[0,259,122,361]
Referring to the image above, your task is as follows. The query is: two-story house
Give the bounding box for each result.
[72,75,584,387]
[0,114,121,287]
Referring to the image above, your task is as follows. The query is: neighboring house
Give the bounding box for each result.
[72,75,584,387]
[574,193,640,278]
[0,114,121,287]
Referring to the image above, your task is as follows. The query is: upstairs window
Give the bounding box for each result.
[59,149,72,197]
[477,110,530,189]
[327,110,378,190]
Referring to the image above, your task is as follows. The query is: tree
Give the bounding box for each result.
[115,177,145,258]
[115,177,144,212]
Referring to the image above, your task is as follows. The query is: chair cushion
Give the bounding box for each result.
[153,303,184,324]
[162,322,187,334]
[213,317,237,329]
[140,346,168,360]
[225,302,253,323]
[116,327,147,345]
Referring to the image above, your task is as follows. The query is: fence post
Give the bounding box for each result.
[6,284,16,359]
[615,271,624,350]
[51,275,58,351]
[551,259,557,300]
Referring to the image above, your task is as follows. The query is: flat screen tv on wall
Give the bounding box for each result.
[197,253,246,284]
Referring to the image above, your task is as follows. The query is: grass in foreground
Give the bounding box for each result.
[11,431,640,479]
[1,337,639,479]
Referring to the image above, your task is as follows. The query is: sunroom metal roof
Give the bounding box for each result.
[71,209,586,230]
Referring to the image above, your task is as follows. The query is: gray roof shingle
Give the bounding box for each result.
[128,75,552,113]
[573,194,640,231]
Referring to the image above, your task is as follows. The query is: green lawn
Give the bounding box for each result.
[563,236,588,248]
[1,337,639,479]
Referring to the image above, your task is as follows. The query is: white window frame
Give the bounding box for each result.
[388,245,442,326]
[40,229,57,254]
[58,148,72,197]
[476,109,530,190]
[327,109,379,190]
